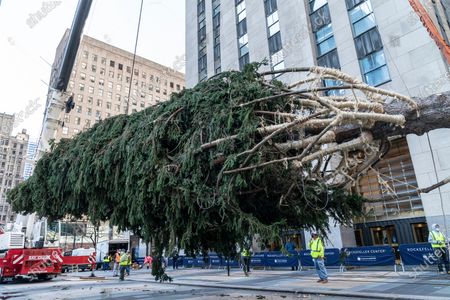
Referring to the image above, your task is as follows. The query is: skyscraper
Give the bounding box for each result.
[0,113,29,224]
[186,0,450,248]
[48,33,185,142]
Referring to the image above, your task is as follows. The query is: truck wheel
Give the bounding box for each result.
[37,275,52,281]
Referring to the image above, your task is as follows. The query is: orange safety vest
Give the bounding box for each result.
[115,253,121,263]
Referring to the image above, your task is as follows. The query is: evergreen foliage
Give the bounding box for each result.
[8,64,364,261]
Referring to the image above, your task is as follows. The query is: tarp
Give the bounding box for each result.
[342,246,395,266]
[299,248,340,267]
[264,251,298,267]
[399,243,438,266]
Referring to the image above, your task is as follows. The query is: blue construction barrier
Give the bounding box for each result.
[209,253,222,267]
[168,257,184,268]
[342,246,395,267]
[264,251,298,268]
[183,257,195,268]
[398,243,438,266]
[299,248,340,267]
[250,252,266,267]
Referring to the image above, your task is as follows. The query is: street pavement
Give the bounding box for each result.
[1,266,450,299]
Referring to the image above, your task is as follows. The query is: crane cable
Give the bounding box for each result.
[125,0,144,115]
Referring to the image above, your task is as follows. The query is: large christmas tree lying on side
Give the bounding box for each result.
[9,64,423,259]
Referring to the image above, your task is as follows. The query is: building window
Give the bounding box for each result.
[142,71,146,79]
[176,84,180,91]
[83,50,88,58]
[89,76,95,83]
[134,69,139,76]
[100,68,105,75]
[357,138,423,221]
[76,105,82,113]
[107,91,112,99]
[91,65,97,73]
[87,107,92,116]
[212,0,221,74]
[117,73,122,81]
[77,94,83,102]
[62,127,69,135]
[97,99,102,107]
[115,94,121,102]
[75,117,81,125]
[73,129,80,134]
[309,0,343,95]
[109,71,114,78]
[370,225,398,246]
[88,86,94,94]
[110,60,115,68]
[354,229,364,247]
[126,66,131,73]
[99,79,104,86]
[101,57,106,65]
[106,102,112,109]
[80,73,86,80]
[198,0,208,81]
[79,83,85,91]
[87,96,93,104]
[81,62,87,69]
[116,84,122,91]
[92,54,98,62]
[412,223,429,243]
[236,0,249,71]
[118,63,123,70]
[98,89,104,97]
[346,0,390,86]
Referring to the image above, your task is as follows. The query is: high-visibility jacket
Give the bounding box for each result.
[103,256,110,263]
[242,249,250,257]
[429,230,446,248]
[120,253,129,266]
[309,238,324,259]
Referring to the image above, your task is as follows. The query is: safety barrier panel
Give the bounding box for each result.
[299,248,340,268]
[264,251,298,268]
[397,243,446,272]
[341,246,397,271]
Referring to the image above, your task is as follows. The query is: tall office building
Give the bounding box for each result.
[48,33,185,141]
[0,113,29,224]
[186,0,450,248]
[23,139,38,180]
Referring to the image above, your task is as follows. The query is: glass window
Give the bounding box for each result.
[268,31,282,54]
[240,44,249,56]
[62,127,69,135]
[238,34,248,47]
[310,4,331,32]
[315,23,333,44]
[267,11,279,27]
[317,36,336,56]
[264,0,277,16]
[317,49,340,69]
[353,14,376,36]
[237,19,247,37]
[269,21,280,37]
[364,65,390,86]
[239,53,249,70]
[412,223,429,243]
[236,1,245,14]
[110,60,115,67]
[349,1,373,23]
[360,50,386,73]
[309,0,327,12]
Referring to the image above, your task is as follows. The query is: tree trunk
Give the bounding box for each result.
[334,92,450,142]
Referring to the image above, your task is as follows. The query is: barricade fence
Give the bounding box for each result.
[149,243,445,273]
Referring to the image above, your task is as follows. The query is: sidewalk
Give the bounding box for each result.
[105,267,450,299]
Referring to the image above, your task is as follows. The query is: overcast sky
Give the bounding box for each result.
[0,0,185,139]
